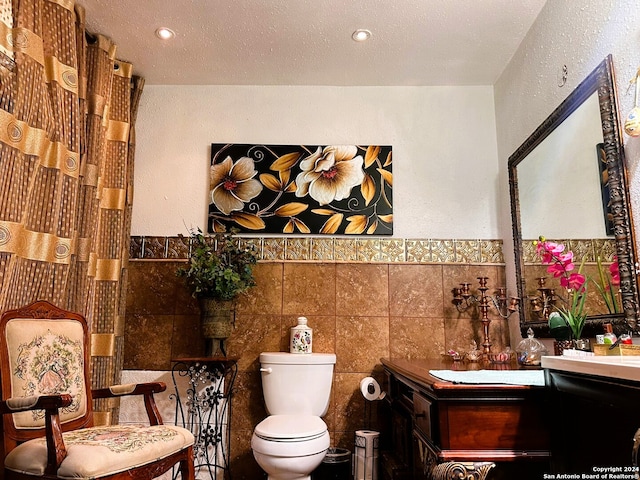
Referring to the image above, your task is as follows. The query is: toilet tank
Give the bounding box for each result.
[260,352,336,416]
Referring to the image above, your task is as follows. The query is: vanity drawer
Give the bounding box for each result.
[412,392,433,441]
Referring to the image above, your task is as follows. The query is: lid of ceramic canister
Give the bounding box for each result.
[260,352,336,364]
[254,414,327,440]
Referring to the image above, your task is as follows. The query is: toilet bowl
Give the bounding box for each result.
[251,415,329,480]
[252,352,336,480]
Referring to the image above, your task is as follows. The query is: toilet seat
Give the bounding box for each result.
[255,414,327,441]
[252,415,329,457]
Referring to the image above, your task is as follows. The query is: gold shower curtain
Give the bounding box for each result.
[0,0,143,424]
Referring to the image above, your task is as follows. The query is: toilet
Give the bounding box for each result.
[251,352,336,480]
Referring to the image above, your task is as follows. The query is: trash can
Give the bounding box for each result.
[312,448,351,480]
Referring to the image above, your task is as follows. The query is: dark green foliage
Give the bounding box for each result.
[177,228,258,300]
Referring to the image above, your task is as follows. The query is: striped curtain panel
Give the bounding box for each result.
[0,0,143,425]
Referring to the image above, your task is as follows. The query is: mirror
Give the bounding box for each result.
[509,55,639,337]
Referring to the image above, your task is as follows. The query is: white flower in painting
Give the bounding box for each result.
[295,145,365,205]
[210,156,262,215]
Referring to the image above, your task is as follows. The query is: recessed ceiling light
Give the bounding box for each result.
[352,29,371,42]
[155,27,175,40]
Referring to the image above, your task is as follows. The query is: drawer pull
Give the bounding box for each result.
[415,412,426,418]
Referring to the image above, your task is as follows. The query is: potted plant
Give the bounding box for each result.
[177,227,258,356]
[534,237,589,352]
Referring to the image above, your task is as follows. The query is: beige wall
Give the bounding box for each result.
[131,85,500,239]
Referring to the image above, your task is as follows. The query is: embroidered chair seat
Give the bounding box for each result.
[5,425,194,478]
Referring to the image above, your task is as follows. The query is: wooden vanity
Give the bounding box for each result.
[380,356,640,478]
[380,358,551,480]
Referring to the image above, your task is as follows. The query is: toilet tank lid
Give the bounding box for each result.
[260,352,336,364]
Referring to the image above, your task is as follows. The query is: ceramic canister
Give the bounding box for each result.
[290,316,312,353]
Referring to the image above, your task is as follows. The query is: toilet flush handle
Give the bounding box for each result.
[260,367,272,374]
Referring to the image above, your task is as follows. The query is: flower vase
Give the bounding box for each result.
[199,298,234,357]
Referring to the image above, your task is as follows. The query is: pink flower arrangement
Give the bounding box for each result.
[610,256,620,285]
[534,236,587,340]
[536,239,586,290]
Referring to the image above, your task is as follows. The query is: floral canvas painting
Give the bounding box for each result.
[208,144,393,235]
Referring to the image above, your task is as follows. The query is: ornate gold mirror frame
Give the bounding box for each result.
[508,55,639,337]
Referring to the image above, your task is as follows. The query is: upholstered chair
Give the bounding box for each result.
[0,300,195,480]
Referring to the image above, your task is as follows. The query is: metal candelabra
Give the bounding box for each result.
[452,276,520,354]
[528,277,557,320]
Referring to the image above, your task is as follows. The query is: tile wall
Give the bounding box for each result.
[125,236,507,479]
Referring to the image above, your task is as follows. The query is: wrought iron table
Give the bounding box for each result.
[171,357,239,480]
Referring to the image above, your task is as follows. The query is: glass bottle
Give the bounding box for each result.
[603,323,617,345]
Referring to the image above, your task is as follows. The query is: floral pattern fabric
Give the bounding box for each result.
[61,425,178,453]
[4,425,194,478]
[12,326,84,422]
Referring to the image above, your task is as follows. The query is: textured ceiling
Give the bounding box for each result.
[77,0,547,86]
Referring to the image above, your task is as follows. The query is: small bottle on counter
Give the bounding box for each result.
[619,333,633,345]
[290,316,312,354]
[603,323,617,345]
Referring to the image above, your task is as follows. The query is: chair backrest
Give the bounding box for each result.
[0,301,94,452]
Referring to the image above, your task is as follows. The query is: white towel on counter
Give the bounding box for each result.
[428,369,545,386]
